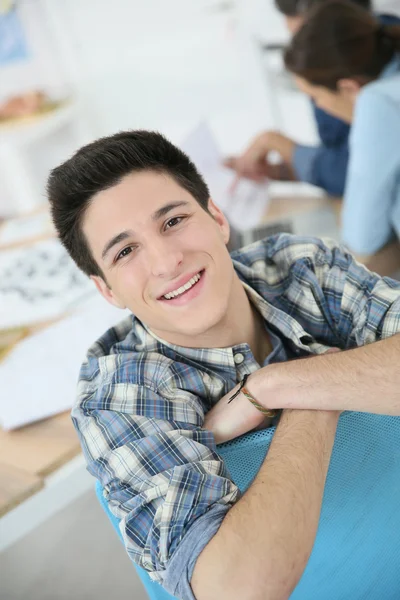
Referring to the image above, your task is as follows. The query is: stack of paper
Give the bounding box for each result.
[0,238,94,329]
[0,210,54,248]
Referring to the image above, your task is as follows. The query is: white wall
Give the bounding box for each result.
[39,0,300,150]
[1,0,319,215]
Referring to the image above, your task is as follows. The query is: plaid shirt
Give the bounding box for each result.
[73,234,400,587]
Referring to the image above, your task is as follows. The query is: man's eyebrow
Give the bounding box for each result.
[101,202,190,261]
[101,230,133,261]
[152,201,189,221]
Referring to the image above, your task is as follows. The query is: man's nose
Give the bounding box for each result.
[148,238,184,278]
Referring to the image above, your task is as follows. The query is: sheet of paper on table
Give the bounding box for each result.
[0,296,129,430]
[181,123,270,231]
[0,238,94,329]
[0,210,54,247]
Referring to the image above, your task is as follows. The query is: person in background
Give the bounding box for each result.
[225,0,399,198]
[285,0,400,258]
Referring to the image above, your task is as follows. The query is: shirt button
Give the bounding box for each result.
[234,353,244,365]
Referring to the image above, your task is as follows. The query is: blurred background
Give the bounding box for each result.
[0,0,398,598]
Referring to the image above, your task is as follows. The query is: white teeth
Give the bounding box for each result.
[163,273,201,300]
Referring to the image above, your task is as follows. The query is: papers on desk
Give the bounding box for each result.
[181,123,270,230]
[0,238,94,329]
[0,210,54,248]
[0,297,129,430]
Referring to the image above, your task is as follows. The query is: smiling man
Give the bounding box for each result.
[48,130,400,600]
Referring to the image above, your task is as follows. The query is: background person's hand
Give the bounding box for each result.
[223,131,272,181]
[224,130,297,190]
[224,155,282,183]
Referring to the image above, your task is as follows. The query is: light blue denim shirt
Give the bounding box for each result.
[342,54,400,255]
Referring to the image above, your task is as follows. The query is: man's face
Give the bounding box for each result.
[83,171,235,346]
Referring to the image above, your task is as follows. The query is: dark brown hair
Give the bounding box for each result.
[284,0,400,90]
[47,130,210,278]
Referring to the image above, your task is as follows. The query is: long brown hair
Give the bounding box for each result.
[284,0,400,90]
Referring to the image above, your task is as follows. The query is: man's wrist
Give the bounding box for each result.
[246,366,275,410]
[248,362,343,416]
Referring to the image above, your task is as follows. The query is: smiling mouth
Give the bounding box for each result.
[162,270,204,300]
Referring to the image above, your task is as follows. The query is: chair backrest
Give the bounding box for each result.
[96,411,400,599]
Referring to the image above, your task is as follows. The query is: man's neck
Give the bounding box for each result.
[152,274,272,363]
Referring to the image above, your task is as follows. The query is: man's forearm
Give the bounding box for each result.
[192,409,339,600]
[252,335,400,416]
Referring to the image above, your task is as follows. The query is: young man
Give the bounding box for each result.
[225,0,399,198]
[48,131,400,600]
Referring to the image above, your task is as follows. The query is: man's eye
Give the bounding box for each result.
[165,216,183,230]
[116,246,134,261]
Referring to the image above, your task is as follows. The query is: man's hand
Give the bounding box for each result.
[204,378,274,444]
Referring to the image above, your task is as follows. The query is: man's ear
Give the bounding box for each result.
[337,78,361,102]
[207,198,230,245]
[91,275,126,309]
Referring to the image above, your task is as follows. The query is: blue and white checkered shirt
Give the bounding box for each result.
[73,234,400,594]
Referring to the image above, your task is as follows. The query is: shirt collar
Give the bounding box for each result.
[141,320,246,371]
[241,281,314,350]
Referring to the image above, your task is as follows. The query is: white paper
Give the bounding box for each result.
[0,238,94,329]
[0,296,129,430]
[0,211,54,246]
[181,123,270,231]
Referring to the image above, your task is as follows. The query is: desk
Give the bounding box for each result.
[0,214,85,524]
[0,412,89,551]
[265,193,341,220]
[0,412,81,507]
[263,191,341,243]
[0,412,82,515]
[0,321,87,549]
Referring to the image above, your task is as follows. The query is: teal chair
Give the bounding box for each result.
[96,412,400,599]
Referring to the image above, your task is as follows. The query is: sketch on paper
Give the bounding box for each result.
[0,239,94,328]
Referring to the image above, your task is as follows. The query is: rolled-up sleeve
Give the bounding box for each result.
[73,354,239,591]
[163,503,229,599]
[293,144,320,185]
[292,101,349,196]
[293,142,349,197]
